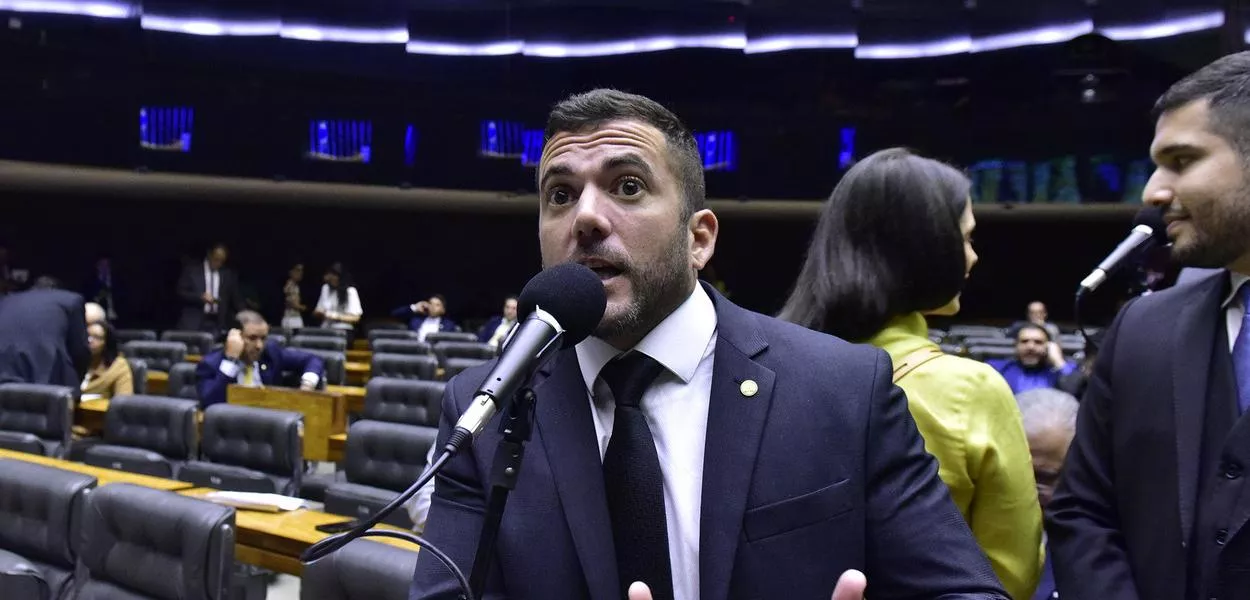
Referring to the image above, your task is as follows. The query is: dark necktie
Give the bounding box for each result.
[600,351,673,600]
[1233,282,1250,414]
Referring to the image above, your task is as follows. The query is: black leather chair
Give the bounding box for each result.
[433,341,495,367]
[81,395,199,478]
[367,330,419,345]
[179,405,304,495]
[291,335,348,352]
[967,345,1018,362]
[362,378,444,427]
[120,341,187,373]
[114,329,157,345]
[300,539,419,600]
[0,383,74,457]
[297,327,349,340]
[443,357,489,380]
[324,421,438,528]
[127,358,148,395]
[370,339,430,356]
[960,336,1015,348]
[370,353,437,381]
[299,349,346,386]
[0,548,48,600]
[424,332,477,344]
[0,460,96,600]
[73,483,234,599]
[166,362,200,401]
[160,330,216,355]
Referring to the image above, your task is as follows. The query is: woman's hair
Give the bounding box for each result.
[778,147,971,342]
[325,262,353,308]
[95,321,120,368]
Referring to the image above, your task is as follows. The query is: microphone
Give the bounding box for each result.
[447,262,605,450]
[1077,206,1168,294]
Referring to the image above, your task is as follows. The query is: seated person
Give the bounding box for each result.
[84,301,107,326]
[391,294,457,341]
[1015,387,1079,600]
[1010,301,1061,340]
[196,310,325,408]
[477,296,518,348]
[987,324,1077,394]
[81,321,133,399]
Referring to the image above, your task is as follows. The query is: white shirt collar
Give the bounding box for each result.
[1223,272,1250,309]
[574,284,717,391]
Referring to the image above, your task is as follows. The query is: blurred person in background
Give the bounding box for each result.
[989,324,1077,395]
[779,147,1043,600]
[281,263,307,330]
[393,294,457,341]
[84,302,106,327]
[476,295,518,348]
[196,310,325,408]
[0,276,89,387]
[85,256,117,322]
[176,243,242,337]
[315,262,363,331]
[81,321,132,399]
[1015,388,1079,600]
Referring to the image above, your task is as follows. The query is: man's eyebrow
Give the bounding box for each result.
[1152,143,1202,159]
[538,164,575,190]
[602,154,655,179]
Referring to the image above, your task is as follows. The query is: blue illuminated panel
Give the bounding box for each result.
[1122,159,1151,203]
[307,120,372,163]
[520,129,544,167]
[139,106,193,153]
[694,131,736,172]
[838,127,856,169]
[405,125,418,167]
[480,120,525,157]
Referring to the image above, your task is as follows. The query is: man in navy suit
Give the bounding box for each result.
[196,310,325,409]
[0,277,89,387]
[476,295,518,347]
[410,90,1005,600]
[391,295,458,341]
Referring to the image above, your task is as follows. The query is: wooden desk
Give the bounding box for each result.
[344,361,370,386]
[325,385,366,414]
[0,448,194,491]
[75,398,109,435]
[146,371,169,395]
[186,354,202,363]
[328,433,347,462]
[345,349,371,363]
[179,487,418,575]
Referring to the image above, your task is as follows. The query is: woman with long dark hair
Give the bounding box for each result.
[81,321,133,399]
[314,262,363,330]
[281,263,307,330]
[779,148,1043,600]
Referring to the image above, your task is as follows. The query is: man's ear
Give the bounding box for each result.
[688,209,719,271]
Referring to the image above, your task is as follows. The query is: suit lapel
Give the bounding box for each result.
[699,286,774,600]
[533,350,619,600]
[1173,274,1226,544]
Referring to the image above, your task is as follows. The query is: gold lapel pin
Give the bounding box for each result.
[740,379,759,397]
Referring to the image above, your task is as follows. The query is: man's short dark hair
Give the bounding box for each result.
[236,310,266,328]
[1155,51,1250,157]
[1015,323,1052,343]
[431,294,446,304]
[544,88,706,221]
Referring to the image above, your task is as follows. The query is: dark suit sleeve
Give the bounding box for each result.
[1045,300,1141,600]
[476,318,497,343]
[196,354,231,408]
[409,383,506,600]
[176,264,202,306]
[862,350,1009,599]
[392,305,417,319]
[65,294,89,380]
[275,345,325,380]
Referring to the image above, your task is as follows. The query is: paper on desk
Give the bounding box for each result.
[202,491,308,513]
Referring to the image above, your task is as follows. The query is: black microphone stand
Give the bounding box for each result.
[465,386,537,599]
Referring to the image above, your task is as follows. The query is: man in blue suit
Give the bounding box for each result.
[196,310,325,408]
[410,90,1005,600]
[391,295,458,342]
[476,295,518,348]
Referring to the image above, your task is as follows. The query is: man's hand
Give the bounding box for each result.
[201,292,216,304]
[626,570,868,600]
[224,329,244,360]
[1047,341,1067,369]
[412,301,430,315]
[299,380,316,391]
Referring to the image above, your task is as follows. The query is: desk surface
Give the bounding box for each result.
[0,448,194,491]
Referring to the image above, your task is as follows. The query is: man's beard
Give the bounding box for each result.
[594,232,692,343]
[1172,188,1250,268]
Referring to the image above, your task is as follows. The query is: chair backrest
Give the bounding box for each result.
[113,329,157,345]
[159,330,216,355]
[290,335,348,352]
[101,395,199,460]
[424,332,478,344]
[297,327,348,340]
[370,339,430,356]
[267,334,288,347]
[344,421,438,491]
[300,349,346,386]
[948,325,1006,339]
[433,341,495,366]
[120,341,187,373]
[370,354,438,381]
[199,405,303,481]
[0,383,74,453]
[127,358,148,395]
[166,362,200,401]
[367,330,420,345]
[960,336,1015,348]
[300,539,419,600]
[362,378,445,427]
[74,484,234,600]
[0,548,49,600]
[443,357,489,380]
[967,345,1018,362]
[0,460,95,568]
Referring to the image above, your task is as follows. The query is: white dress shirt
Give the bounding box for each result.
[488,318,515,348]
[574,284,718,600]
[203,260,219,314]
[218,357,319,389]
[315,285,364,330]
[417,317,442,342]
[1225,272,1249,351]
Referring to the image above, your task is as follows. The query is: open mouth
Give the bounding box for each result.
[589,265,623,280]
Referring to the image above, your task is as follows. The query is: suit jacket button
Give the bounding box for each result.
[1223,462,1243,479]
[1215,529,1229,545]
